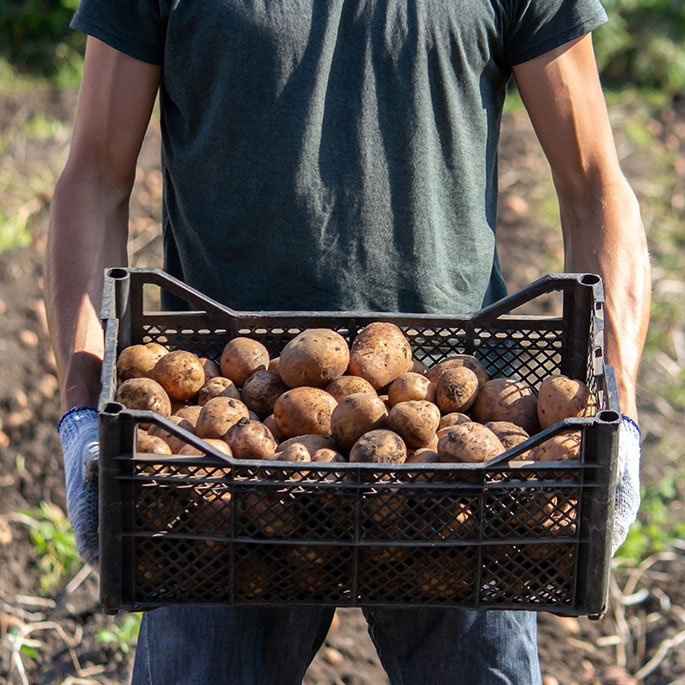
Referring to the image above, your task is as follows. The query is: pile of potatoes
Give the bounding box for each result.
[119,322,596,599]
[115,322,597,467]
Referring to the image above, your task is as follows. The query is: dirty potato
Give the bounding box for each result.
[278,328,350,389]
[273,387,338,438]
[348,322,413,390]
[150,349,206,401]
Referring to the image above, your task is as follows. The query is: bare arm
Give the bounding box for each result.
[513,35,651,422]
[45,37,161,414]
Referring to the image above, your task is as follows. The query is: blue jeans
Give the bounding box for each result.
[131,606,541,684]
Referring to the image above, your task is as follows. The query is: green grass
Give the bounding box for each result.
[656,370,685,412]
[21,112,70,142]
[96,613,142,654]
[0,53,83,92]
[0,211,33,252]
[21,502,81,595]
[617,476,685,562]
[0,57,37,92]
[503,87,525,115]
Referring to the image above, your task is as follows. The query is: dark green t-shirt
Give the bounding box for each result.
[71,0,607,315]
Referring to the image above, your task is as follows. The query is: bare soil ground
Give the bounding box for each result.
[0,87,683,685]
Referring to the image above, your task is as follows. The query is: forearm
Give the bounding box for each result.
[557,177,651,421]
[45,171,130,413]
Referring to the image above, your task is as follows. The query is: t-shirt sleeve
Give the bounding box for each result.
[70,0,166,65]
[503,0,608,66]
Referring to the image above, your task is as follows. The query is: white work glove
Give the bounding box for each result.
[612,415,641,556]
[58,407,99,566]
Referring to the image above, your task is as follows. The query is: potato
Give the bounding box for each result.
[518,533,575,581]
[437,422,504,463]
[438,412,471,430]
[509,492,558,530]
[195,396,250,440]
[173,404,202,429]
[170,399,193,414]
[115,377,171,426]
[330,392,388,450]
[148,414,196,453]
[177,438,232,457]
[198,357,222,381]
[174,490,233,586]
[387,372,436,406]
[470,378,540,435]
[150,349,205,401]
[348,322,413,390]
[411,499,477,540]
[117,342,168,381]
[263,414,284,443]
[135,481,188,535]
[136,429,172,455]
[225,418,278,459]
[268,356,280,375]
[273,387,338,438]
[197,376,241,405]
[275,434,340,457]
[278,328,350,389]
[285,544,341,596]
[426,354,488,388]
[270,439,345,477]
[349,429,407,464]
[220,337,269,386]
[412,550,475,599]
[311,447,346,463]
[411,358,430,375]
[235,549,278,598]
[405,447,439,464]
[435,367,479,414]
[485,421,532,459]
[325,375,377,402]
[533,431,582,461]
[537,374,597,429]
[274,442,312,463]
[242,491,299,537]
[358,540,407,597]
[387,400,440,449]
[240,369,288,418]
[284,541,339,571]
[436,424,460,440]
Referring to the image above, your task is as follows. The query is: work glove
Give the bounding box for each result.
[58,407,99,566]
[612,415,642,556]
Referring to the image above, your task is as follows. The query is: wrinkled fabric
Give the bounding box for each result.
[132,605,542,685]
[71,0,607,316]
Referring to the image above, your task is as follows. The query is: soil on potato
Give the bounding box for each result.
[0,87,683,685]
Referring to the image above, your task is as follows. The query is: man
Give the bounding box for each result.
[45,2,651,683]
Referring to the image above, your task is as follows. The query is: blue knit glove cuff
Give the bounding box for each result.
[58,407,99,566]
[612,415,641,556]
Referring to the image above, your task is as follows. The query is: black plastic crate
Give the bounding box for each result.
[97,268,620,617]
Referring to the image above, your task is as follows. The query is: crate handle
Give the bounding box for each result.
[474,273,603,323]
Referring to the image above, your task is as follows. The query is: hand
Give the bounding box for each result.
[58,407,100,566]
[612,415,641,556]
